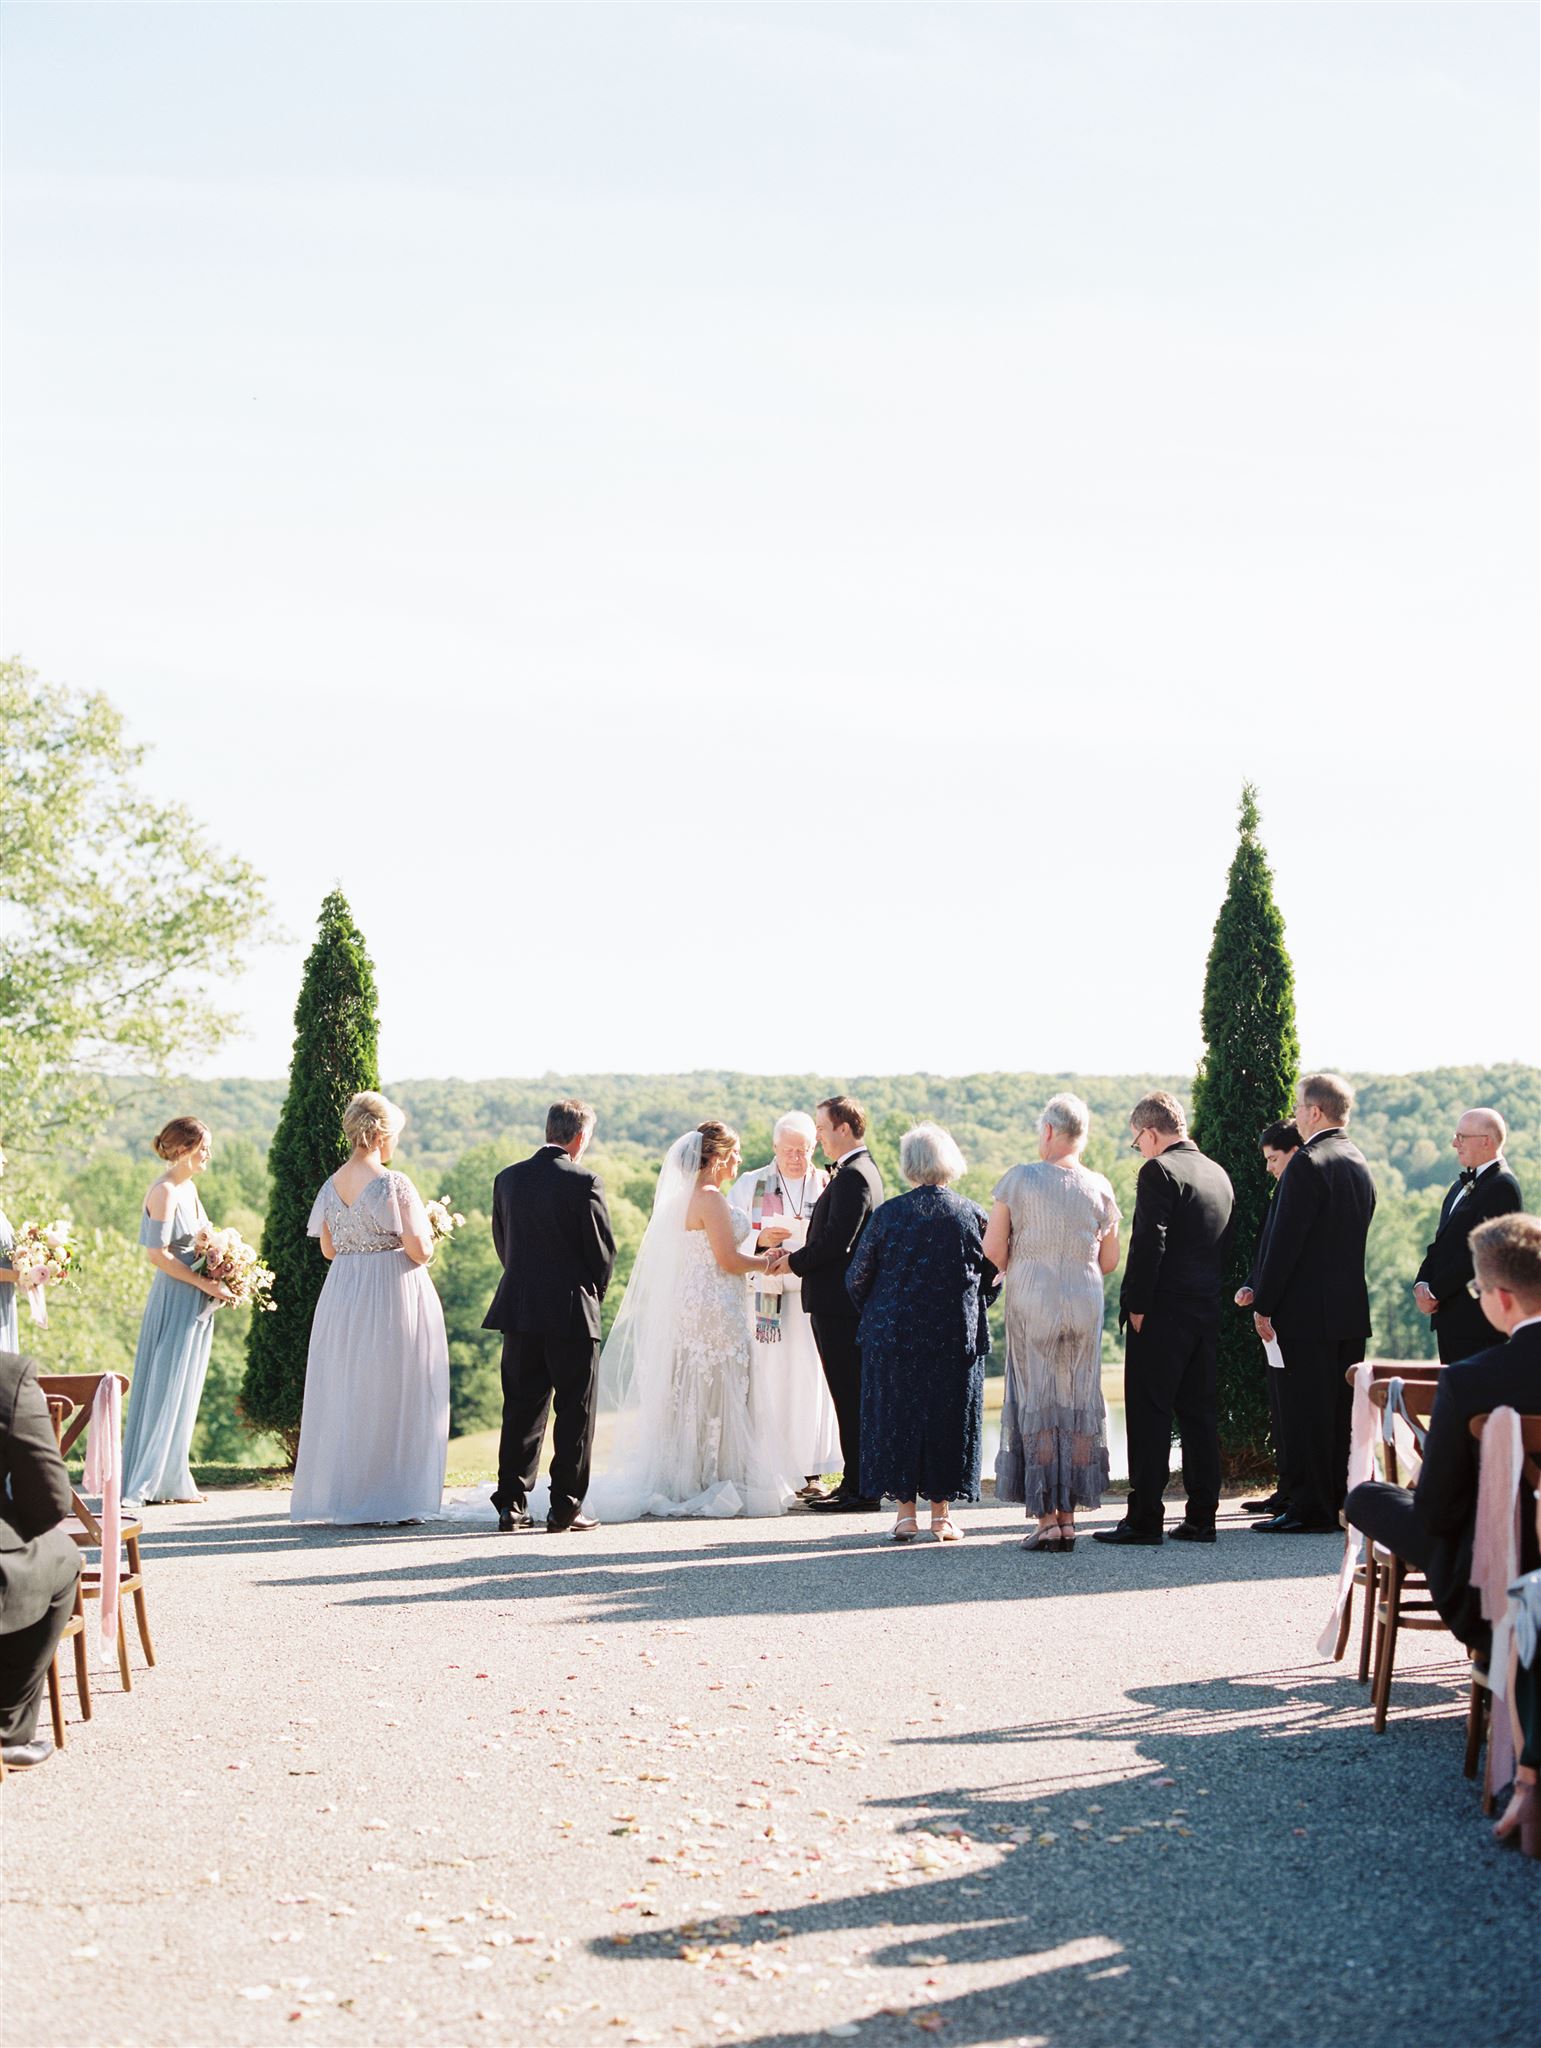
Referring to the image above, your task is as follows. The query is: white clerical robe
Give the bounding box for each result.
[731,1163,842,1476]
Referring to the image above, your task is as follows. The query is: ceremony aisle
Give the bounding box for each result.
[4,1492,1533,2047]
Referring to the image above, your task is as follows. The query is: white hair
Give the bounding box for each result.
[899,1122,967,1187]
[1039,1092,1089,1147]
[772,1111,817,1145]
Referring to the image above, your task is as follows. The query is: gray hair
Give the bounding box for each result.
[772,1110,817,1145]
[899,1122,967,1187]
[1038,1092,1090,1147]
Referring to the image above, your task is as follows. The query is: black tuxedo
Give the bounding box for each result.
[787,1147,884,1491]
[1252,1128,1377,1525]
[1415,1162,1523,1364]
[483,1146,617,1521]
[1119,1140,1235,1534]
[1346,1320,1541,1649]
[1,1350,84,1746]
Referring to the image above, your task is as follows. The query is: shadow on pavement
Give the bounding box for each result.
[587,1664,1537,2048]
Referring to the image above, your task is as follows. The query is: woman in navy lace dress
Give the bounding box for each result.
[847,1123,996,1542]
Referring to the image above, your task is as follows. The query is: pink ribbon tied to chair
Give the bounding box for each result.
[82,1376,122,1664]
[1471,1404,1524,1791]
[1317,1363,1378,1660]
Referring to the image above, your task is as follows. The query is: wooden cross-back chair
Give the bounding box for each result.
[1463,1411,1541,1811]
[35,1373,156,1691]
[1363,1375,1446,1734]
[1335,1364,1443,1680]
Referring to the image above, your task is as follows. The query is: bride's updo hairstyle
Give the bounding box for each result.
[154,1116,210,1161]
[696,1120,740,1174]
[343,1091,406,1153]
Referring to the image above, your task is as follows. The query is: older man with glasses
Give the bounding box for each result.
[1413,1108,1523,1363]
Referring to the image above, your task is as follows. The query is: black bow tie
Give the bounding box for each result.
[1458,1167,1480,1188]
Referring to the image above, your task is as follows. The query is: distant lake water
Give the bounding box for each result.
[980,1369,1127,1488]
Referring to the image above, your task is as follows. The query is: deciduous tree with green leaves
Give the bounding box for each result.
[0,657,270,1151]
[1191,784,1300,1469]
[241,892,380,1455]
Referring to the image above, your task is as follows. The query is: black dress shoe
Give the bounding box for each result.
[547,1512,600,1533]
[1252,1512,1337,1534]
[1168,1522,1217,1544]
[808,1493,881,1513]
[1241,1495,1285,1515]
[1091,1523,1162,1547]
[497,1508,532,1532]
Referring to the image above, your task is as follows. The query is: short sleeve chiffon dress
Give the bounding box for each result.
[122,1180,218,1504]
[992,1160,1120,1516]
[289,1171,450,1525]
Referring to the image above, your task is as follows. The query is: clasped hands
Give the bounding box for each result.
[758,1225,794,1276]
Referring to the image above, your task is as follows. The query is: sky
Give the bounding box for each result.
[5,3,1538,1084]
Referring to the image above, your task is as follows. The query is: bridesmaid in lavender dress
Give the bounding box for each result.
[290,1092,450,1526]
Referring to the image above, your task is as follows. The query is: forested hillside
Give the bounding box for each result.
[16,1064,1537,1462]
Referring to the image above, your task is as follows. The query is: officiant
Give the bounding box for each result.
[733,1112,842,1498]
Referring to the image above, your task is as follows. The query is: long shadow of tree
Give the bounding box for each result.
[588,1664,1538,2048]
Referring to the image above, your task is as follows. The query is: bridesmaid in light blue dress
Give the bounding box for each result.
[122,1117,233,1505]
[290,1092,449,1526]
[0,1139,19,1352]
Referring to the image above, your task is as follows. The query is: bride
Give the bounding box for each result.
[586,1121,800,1520]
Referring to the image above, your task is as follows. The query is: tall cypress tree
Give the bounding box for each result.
[1191,785,1300,1469]
[241,891,380,1455]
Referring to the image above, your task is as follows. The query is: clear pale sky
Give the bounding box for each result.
[6,4,1538,1082]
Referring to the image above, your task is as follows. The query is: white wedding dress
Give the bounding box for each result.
[587,1133,799,1521]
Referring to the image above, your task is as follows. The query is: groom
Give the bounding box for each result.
[769,1095,884,1512]
[483,1100,617,1533]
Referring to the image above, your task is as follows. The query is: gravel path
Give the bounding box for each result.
[4,1491,1534,2047]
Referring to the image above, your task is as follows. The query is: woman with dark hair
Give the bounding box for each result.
[1233,1119,1305,1517]
[122,1118,233,1506]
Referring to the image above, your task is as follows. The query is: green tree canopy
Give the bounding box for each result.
[1192,783,1300,1467]
[0,657,270,1152]
[241,891,380,1453]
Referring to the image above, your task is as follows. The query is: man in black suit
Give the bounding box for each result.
[483,1099,617,1533]
[768,1095,884,1513]
[1347,1212,1541,1649]
[1096,1091,1235,1548]
[1250,1072,1377,1534]
[1413,1108,1523,1363]
[1,1348,83,1769]
[1233,1119,1305,1517]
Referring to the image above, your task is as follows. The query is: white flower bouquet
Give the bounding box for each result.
[424,1198,465,1246]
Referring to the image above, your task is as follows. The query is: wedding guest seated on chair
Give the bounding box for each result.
[1345,1213,1541,1653]
[846,1124,997,1543]
[0,1347,83,1771]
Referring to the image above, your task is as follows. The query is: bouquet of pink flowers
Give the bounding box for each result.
[424,1198,465,1247]
[9,1216,80,1325]
[191,1224,276,1311]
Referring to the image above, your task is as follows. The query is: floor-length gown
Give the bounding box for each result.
[732,1165,841,1478]
[122,1181,217,1503]
[290,1172,450,1524]
[589,1205,798,1521]
[992,1160,1120,1515]
[0,1208,17,1352]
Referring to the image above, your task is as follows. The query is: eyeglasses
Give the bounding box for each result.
[1467,1278,1491,1300]
[1128,1133,1146,1152]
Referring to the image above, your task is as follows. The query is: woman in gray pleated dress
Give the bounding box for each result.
[984,1093,1121,1552]
[289,1092,449,1526]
